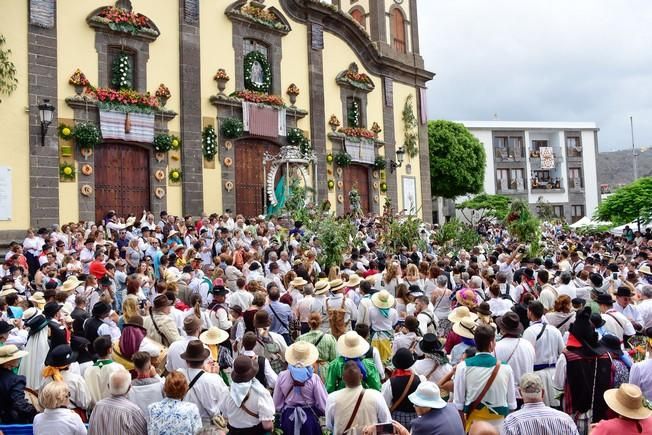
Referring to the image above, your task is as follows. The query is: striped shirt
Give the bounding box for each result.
[296,330,337,362]
[88,395,147,435]
[503,402,579,435]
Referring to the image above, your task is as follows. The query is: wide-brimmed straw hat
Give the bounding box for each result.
[232,355,259,383]
[329,279,345,293]
[28,292,46,307]
[336,331,370,358]
[180,339,210,362]
[371,290,395,309]
[291,277,308,288]
[0,345,28,365]
[639,265,652,276]
[200,327,229,345]
[453,318,477,339]
[604,383,652,420]
[314,280,330,295]
[448,306,478,323]
[285,341,319,367]
[346,274,362,288]
[60,276,82,293]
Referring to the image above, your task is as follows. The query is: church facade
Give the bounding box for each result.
[0,0,433,239]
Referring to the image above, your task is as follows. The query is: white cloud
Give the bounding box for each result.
[419,0,652,150]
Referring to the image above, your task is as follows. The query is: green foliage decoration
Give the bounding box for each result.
[202,125,218,161]
[308,214,356,269]
[111,53,132,90]
[457,193,512,222]
[58,124,74,140]
[431,218,481,254]
[243,50,271,93]
[505,199,541,256]
[334,151,352,167]
[0,35,18,103]
[428,120,486,199]
[152,134,172,153]
[348,100,360,127]
[378,213,426,253]
[59,162,75,181]
[168,168,182,183]
[73,122,102,149]
[595,177,652,226]
[221,118,244,139]
[287,128,304,145]
[373,156,387,171]
[402,95,418,158]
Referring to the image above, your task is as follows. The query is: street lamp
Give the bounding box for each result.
[390,146,405,173]
[38,99,55,146]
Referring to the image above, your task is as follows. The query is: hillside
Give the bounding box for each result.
[597,149,652,187]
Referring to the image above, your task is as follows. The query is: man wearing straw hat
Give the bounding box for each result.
[591,383,652,434]
[325,331,381,393]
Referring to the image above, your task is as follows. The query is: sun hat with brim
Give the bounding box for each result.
[455,288,478,309]
[60,277,82,293]
[29,292,46,306]
[596,293,614,305]
[0,345,28,365]
[329,279,345,293]
[419,333,443,354]
[22,307,39,321]
[92,302,112,318]
[164,270,181,284]
[346,274,362,288]
[448,306,478,323]
[590,312,606,329]
[476,302,492,317]
[314,280,330,295]
[496,311,524,336]
[180,339,210,362]
[615,286,634,298]
[285,341,319,367]
[200,327,229,345]
[639,265,652,276]
[0,288,17,298]
[453,318,477,339]
[232,355,259,383]
[336,331,370,358]
[604,383,652,420]
[371,290,395,309]
[291,277,308,288]
[408,381,447,410]
[392,348,415,370]
[44,344,77,367]
[153,294,173,310]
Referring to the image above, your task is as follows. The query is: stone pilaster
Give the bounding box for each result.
[308,22,328,205]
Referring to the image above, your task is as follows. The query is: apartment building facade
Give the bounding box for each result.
[461,121,600,223]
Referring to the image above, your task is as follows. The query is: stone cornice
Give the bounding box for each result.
[209,94,308,120]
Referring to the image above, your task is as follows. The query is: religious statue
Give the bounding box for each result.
[250,61,264,85]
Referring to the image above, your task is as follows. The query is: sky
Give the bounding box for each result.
[418,0,652,152]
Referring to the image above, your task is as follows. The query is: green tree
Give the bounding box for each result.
[535,196,557,222]
[595,177,652,225]
[505,199,541,256]
[0,35,18,103]
[457,193,512,222]
[431,218,481,254]
[428,120,486,198]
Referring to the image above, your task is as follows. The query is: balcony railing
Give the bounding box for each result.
[531,177,565,192]
[495,146,525,161]
[567,146,583,158]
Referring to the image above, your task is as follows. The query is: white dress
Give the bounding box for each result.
[18,325,50,390]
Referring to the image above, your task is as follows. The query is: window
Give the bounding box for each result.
[532,140,548,151]
[244,39,268,57]
[346,97,362,128]
[108,47,135,91]
[569,167,583,188]
[509,137,524,158]
[494,136,523,159]
[349,8,366,29]
[567,136,582,157]
[571,205,585,222]
[510,169,524,190]
[553,205,565,218]
[533,170,551,182]
[390,8,407,53]
[496,169,510,191]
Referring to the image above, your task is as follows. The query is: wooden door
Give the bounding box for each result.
[343,164,370,215]
[94,143,150,223]
[235,141,279,218]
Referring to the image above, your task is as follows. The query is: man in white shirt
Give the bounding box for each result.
[613,285,643,331]
[536,270,558,312]
[84,336,125,407]
[276,251,292,275]
[413,296,438,336]
[167,315,201,373]
[555,271,577,299]
[228,278,254,311]
[128,351,163,420]
[79,238,95,274]
[266,262,286,293]
[637,285,652,329]
[495,311,535,405]
[597,293,636,341]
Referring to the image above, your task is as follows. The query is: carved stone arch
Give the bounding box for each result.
[86,4,161,42]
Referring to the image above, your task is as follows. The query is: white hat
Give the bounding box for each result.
[371,290,395,309]
[447,306,478,323]
[291,277,308,288]
[346,274,362,287]
[285,341,319,367]
[199,327,229,345]
[408,381,447,409]
[336,331,370,358]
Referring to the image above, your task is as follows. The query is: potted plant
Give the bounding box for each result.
[334,151,352,167]
[371,122,382,138]
[73,122,102,150]
[69,69,89,96]
[220,118,244,139]
[153,134,173,153]
[373,156,387,171]
[286,83,300,107]
[155,84,171,107]
[214,69,230,95]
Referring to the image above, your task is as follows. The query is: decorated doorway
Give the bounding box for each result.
[234,141,280,218]
[94,143,150,222]
[343,164,370,215]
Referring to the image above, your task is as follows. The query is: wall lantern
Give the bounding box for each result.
[38,98,55,146]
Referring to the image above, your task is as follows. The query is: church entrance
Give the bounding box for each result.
[234,141,280,218]
[343,164,370,215]
[94,143,150,223]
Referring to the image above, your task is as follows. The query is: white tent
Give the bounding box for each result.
[611,220,652,235]
[570,217,611,229]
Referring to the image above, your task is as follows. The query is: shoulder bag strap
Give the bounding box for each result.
[605,312,624,330]
[556,314,574,328]
[390,373,416,412]
[240,392,260,419]
[149,308,171,347]
[313,333,325,347]
[535,323,547,341]
[268,304,289,330]
[344,390,366,433]
[425,360,440,380]
[340,294,347,309]
[188,370,204,390]
[505,338,520,363]
[467,361,501,416]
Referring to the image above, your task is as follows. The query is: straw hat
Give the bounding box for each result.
[291,277,308,288]
[164,270,181,284]
[285,341,319,367]
[604,383,652,420]
[314,280,330,295]
[346,274,362,288]
[0,287,17,298]
[0,345,28,365]
[125,216,137,227]
[371,290,395,309]
[453,318,477,339]
[199,327,229,345]
[448,306,478,323]
[29,292,46,307]
[329,279,345,293]
[639,265,652,276]
[22,307,39,321]
[455,288,478,309]
[60,276,82,293]
[336,331,370,358]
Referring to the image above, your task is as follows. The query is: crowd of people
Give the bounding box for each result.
[0,208,652,435]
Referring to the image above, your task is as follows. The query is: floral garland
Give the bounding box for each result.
[168,168,182,183]
[153,134,173,153]
[244,50,271,93]
[59,162,75,181]
[73,122,102,149]
[221,118,244,139]
[403,94,418,158]
[94,6,157,36]
[58,124,73,140]
[88,86,159,113]
[233,90,285,107]
[202,125,218,161]
[328,115,341,130]
[348,100,360,127]
[334,151,352,167]
[338,127,375,140]
[69,69,89,87]
[239,4,290,31]
[111,53,132,90]
[155,83,171,99]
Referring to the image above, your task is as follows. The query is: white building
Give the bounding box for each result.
[460,121,600,223]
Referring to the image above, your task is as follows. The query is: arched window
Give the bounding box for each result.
[349,7,366,29]
[390,8,407,53]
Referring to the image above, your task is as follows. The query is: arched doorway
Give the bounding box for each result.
[235,140,280,217]
[343,164,370,215]
[94,143,150,222]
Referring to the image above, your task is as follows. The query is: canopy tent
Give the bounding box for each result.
[569,216,612,229]
[610,220,652,236]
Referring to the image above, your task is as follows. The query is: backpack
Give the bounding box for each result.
[326,296,348,338]
[202,277,214,294]
[256,334,287,374]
